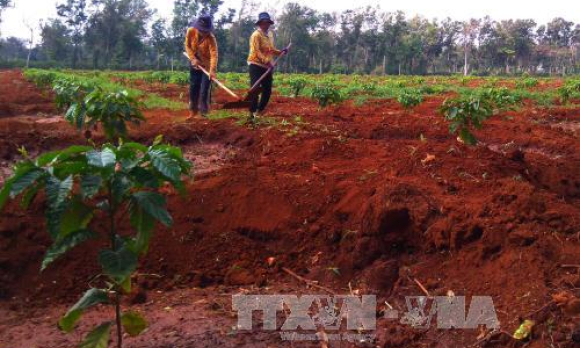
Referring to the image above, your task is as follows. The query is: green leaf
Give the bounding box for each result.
[131,191,172,227]
[148,149,181,182]
[81,175,103,198]
[20,183,41,209]
[120,276,132,293]
[87,148,116,168]
[121,142,148,153]
[0,161,37,210]
[130,167,159,188]
[9,169,45,197]
[35,151,60,166]
[60,199,94,237]
[59,289,109,332]
[0,178,15,211]
[98,246,138,283]
[152,134,164,146]
[53,145,93,164]
[110,175,133,203]
[121,312,148,336]
[79,322,112,348]
[129,199,155,255]
[46,176,73,239]
[42,229,97,271]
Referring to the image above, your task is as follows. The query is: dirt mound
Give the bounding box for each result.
[0,70,56,118]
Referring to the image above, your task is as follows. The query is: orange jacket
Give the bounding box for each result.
[184,27,218,73]
[247,29,282,68]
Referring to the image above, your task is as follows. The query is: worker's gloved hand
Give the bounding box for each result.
[190,58,200,67]
[281,48,289,54]
[209,71,217,80]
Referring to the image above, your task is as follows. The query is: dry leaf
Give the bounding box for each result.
[421,154,436,165]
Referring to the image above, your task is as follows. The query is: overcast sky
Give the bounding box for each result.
[1,0,578,41]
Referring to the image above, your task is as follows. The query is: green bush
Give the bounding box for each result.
[287,77,308,97]
[397,89,424,110]
[310,84,344,107]
[439,95,494,145]
[558,80,580,104]
[516,78,539,89]
[65,88,145,141]
[53,78,97,110]
[478,87,521,108]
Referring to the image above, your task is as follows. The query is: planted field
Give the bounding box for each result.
[0,68,579,348]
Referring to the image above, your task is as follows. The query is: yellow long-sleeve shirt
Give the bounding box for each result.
[247,29,282,68]
[184,27,218,73]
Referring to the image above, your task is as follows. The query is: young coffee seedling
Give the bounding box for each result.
[439,95,494,145]
[65,88,145,141]
[397,89,424,112]
[310,84,344,108]
[0,139,191,348]
[53,77,97,110]
[557,80,580,104]
[479,87,521,109]
[287,77,308,97]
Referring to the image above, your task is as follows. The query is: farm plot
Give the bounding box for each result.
[0,69,579,348]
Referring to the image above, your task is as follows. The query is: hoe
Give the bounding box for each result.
[182,51,241,101]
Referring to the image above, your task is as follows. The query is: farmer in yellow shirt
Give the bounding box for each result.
[184,14,218,120]
[247,12,289,119]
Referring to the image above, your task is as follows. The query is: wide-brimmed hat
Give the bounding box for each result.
[255,12,274,25]
[193,14,214,33]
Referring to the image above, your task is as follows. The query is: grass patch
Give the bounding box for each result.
[143,94,186,110]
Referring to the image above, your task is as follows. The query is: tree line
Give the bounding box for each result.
[0,0,579,75]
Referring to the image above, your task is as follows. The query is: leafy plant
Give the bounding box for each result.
[397,89,424,111]
[170,73,189,86]
[0,140,191,348]
[53,78,96,110]
[310,84,344,108]
[558,80,580,104]
[362,82,378,93]
[439,95,494,145]
[478,87,521,109]
[287,77,308,97]
[24,69,59,87]
[516,78,539,89]
[65,88,145,141]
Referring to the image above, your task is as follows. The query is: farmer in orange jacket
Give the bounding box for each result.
[184,14,218,120]
[247,12,289,120]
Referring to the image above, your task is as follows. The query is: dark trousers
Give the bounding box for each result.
[189,66,211,114]
[249,64,273,113]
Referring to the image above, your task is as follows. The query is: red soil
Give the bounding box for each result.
[0,70,579,348]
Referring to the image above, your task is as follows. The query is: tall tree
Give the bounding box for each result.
[85,0,152,68]
[459,19,479,76]
[56,0,88,68]
[40,19,71,62]
[150,18,168,69]
[277,3,319,72]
